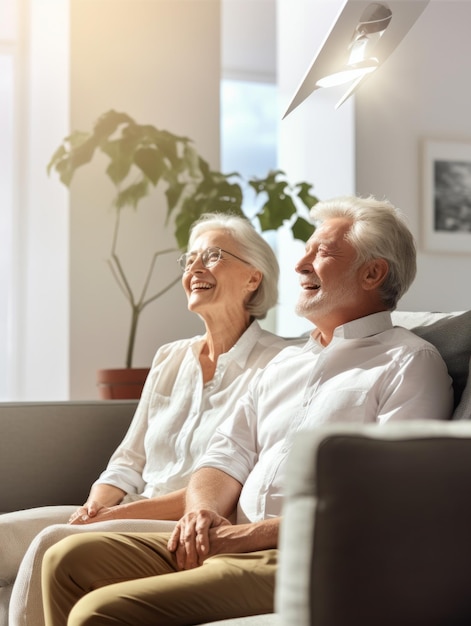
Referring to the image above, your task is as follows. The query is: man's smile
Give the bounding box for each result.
[300,282,321,290]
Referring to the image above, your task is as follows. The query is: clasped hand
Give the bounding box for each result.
[167,509,231,570]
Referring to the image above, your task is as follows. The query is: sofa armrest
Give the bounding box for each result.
[0,401,137,512]
[277,421,471,626]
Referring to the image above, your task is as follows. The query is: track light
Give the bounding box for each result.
[316,3,391,90]
[283,0,430,118]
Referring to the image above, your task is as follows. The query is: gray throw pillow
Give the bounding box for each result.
[392,310,471,409]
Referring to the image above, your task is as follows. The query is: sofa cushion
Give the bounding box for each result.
[391,310,471,409]
[278,421,471,626]
[0,401,137,512]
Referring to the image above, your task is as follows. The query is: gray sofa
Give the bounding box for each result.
[1,310,470,625]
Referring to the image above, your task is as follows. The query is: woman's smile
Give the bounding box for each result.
[191,281,214,292]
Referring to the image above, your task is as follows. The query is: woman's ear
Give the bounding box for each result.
[246,269,263,292]
[361,258,389,291]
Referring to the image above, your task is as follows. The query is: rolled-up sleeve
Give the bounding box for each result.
[194,382,260,485]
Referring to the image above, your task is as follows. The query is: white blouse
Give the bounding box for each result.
[94,321,300,498]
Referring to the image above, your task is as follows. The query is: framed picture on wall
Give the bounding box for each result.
[422,139,471,253]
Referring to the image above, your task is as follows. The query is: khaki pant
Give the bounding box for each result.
[41,531,277,625]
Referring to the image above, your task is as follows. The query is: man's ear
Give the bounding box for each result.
[361,258,389,291]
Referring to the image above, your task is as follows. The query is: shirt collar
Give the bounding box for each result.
[219,320,263,369]
[311,311,393,346]
[191,320,263,369]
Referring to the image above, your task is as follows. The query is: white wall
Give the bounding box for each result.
[222,0,276,83]
[68,0,220,398]
[355,0,471,313]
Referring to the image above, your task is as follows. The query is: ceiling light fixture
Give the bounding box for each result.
[316,3,391,89]
[283,0,430,118]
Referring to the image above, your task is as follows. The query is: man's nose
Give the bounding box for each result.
[295,257,313,274]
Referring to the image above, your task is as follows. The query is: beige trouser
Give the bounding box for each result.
[42,531,277,626]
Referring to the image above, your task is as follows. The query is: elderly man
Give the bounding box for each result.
[41,196,453,625]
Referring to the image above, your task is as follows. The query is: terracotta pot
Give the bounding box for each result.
[96,368,150,400]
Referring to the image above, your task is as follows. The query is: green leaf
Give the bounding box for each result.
[174,185,245,249]
[291,216,315,242]
[174,199,205,249]
[114,179,149,210]
[102,136,138,185]
[133,147,167,185]
[57,136,97,186]
[156,129,192,170]
[183,143,204,179]
[257,194,297,231]
[93,110,135,143]
[47,131,99,186]
[248,169,286,196]
[165,182,187,213]
[296,182,319,209]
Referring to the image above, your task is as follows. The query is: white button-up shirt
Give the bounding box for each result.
[94,321,301,498]
[196,312,454,523]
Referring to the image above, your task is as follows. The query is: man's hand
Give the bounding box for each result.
[167,509,231,570]
[168,515,281,571]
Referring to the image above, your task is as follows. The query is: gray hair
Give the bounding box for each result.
[311,196,417,310]
[188,213,279,319]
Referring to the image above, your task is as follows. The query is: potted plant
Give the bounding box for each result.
[48,109,318,398]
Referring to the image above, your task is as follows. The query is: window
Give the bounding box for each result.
[220,78,278,332]
[221,77,280,235]
[221,79,277,174]
[221,79,278,220]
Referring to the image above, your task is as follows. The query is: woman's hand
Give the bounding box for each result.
[68,484,127,524]
[167,509,231,570]
[68,500,108,525]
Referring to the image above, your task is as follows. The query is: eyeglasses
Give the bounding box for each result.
[177,246,250,272]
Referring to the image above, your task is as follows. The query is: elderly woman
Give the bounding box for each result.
[4,213,302,626]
